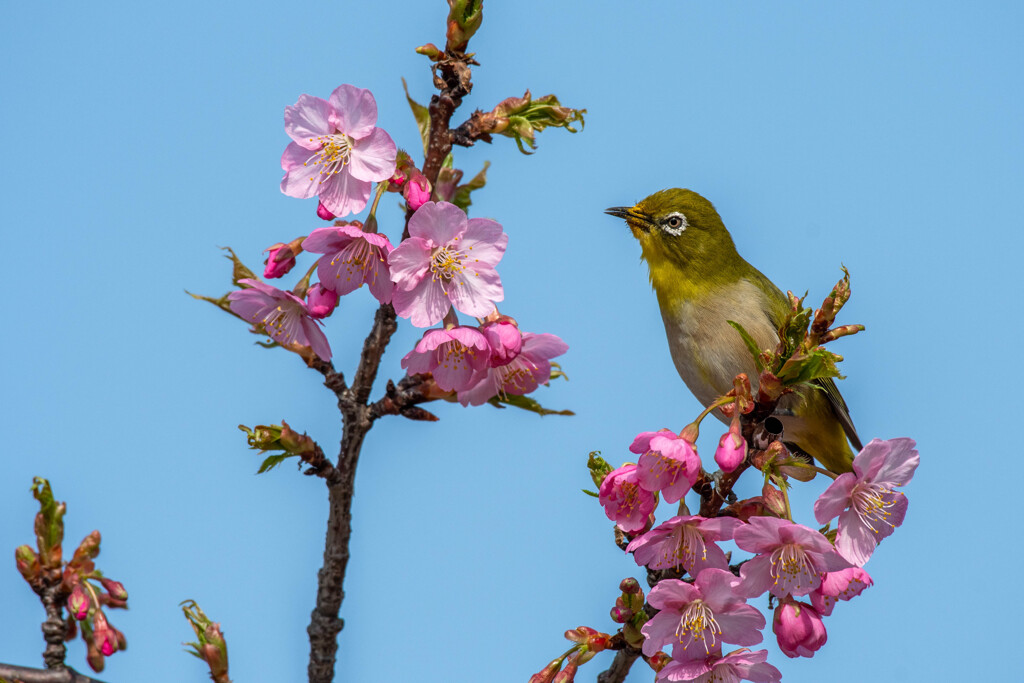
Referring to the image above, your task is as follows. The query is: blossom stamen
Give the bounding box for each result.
[851,482,902,533]
[674,600,723,653]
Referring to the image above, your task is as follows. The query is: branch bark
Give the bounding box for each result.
[304,45,478,683]
[0,663,106,683]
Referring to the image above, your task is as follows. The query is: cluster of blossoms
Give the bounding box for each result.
[590,436,917,681]
[227,84,566,407]
[15,479,128,673]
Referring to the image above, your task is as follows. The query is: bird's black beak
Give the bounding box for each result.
[605,206,654,233]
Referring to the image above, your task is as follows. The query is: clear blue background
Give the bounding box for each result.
[2,1,1020,681]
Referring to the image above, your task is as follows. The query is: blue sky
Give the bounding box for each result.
[1,1,1020,681]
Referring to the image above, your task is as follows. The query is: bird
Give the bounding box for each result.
[605,188,861,474]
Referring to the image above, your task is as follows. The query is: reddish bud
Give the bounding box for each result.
[100,577,128,602]
[92,611,119,657]
[402,174,432,211]
[316,201,336,221]
[773,600,827,658]
[415,43,441,59]
[552,662,578,683]
[86,643,105,673]
[68,583,91,620]
[480,318,522,366]
[263,244,297,279]
[306,283,339,319]
[761,483,788,517]
[647,651,671,672]
[610,604,632,623]
[529,660,562,683]
[15,545,39,583]
[715,423,747,473]
[619,577,641,594]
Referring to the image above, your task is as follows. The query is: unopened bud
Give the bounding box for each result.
[15,545,39,583]
[714,425,747,473]
[86,643,105,673]
[619,577,641,594]
[552,662,578,683]
[100,577,128,601]
[610,604,631,623]
[68,583,91,620]
[316,201,335,221]
[480,318,522,366]
[761,483,788,517]
[445,0,483,51]
[528,660,562,683]
[415,43,441,59]
[263,243,297,279]
[647,651,671,672]
[306,283,339,319]
[279,421,317,457]
[70,531,101,571]
[403,174,432,211]
[92,611,119,657]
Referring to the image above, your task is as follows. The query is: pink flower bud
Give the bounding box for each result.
[15,545,39,583]
[715,427,746,473]
[552,662,577,683]
[610,604,631,623]
[68,583,90,620]
[528,660,561,683]
[99,577,128,602]
[403,174,432,211]
[263,244,297,279]
[306,283,339,319]
[86,643,105,673]
[773,600,827,658]
[92,611,119,657]
[480,319,522,366]
[619,577,641,594]
[316,201,336,221]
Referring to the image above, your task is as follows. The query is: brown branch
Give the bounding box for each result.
[596,649,641,683]
[305,44,479,683]
[39,583,68,670]
[0,663,106,683]
[368,376,438,422]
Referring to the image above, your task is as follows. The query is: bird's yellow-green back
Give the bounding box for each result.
[606,188,860,474]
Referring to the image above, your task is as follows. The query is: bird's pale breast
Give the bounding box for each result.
[659,278,778,414]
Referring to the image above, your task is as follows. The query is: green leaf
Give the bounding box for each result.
[257,453,297,474]
[778,348,844,386]
[486,393,574,416]
[451,161,490,211]
[548,363,569,382]
[581,489,599,498]
[222,246,257,286]
[31,477,64,563]
[727,320,765,372]
[402,78,431,157]
[587,451,612,489]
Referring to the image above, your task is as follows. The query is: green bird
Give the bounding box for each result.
[606,188,861,474]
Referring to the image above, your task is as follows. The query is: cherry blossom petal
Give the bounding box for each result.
[280,143,324,199]
[738,555,774,598]
[872,437,919,484]
[349,128,398,182]
[388,237,433,290]
[852,438,891,480]
[714,607,767,647]
[834,508,876,566]
[407,201,467,245]
[328,84,378,140]
[284,94,334,148]
[392,277,451,327]
[447,266,504,317]
[318,172,372,218]
[813,473,857,524]
[459,219,509,266]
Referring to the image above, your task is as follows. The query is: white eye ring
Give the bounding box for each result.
[662,212,687,236]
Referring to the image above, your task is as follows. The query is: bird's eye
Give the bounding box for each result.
[662,213,687,233]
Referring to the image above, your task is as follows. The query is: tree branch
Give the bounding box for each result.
[304,44,479,683]
[0,663,106,683]
[596,648,641,683]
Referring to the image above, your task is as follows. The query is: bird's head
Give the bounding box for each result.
[606,188,742,291]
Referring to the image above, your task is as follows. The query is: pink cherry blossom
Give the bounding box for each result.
[456,331,567,406]
[642,571,765,659]
[280,84,397,218]
[306,283,339,319]
[813,438,919,566]
[657,648,781,683]
[303,224,394,303]
[480,318,522,366]
[389,201,507,327]
[598,464,657,533]
[772,599,827,658]
[714,426,746,473]
[809,567,872,616]
[228,279,331,361]
[626,515,741,576]
[734,517,842,599]
[401,326,490,392]
[631,430,700,503]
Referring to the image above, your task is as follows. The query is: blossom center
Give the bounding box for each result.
[672,523,708,567]
[438,340,475,370]
[769,543,816,592]
[256,303,303,344]
[430,245,467,283]
[851,481,901,533]
[648,450,684,480]
[675,599,722,652]
[304,134,354,179]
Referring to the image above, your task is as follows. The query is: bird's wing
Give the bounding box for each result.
[814,377,863,452]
